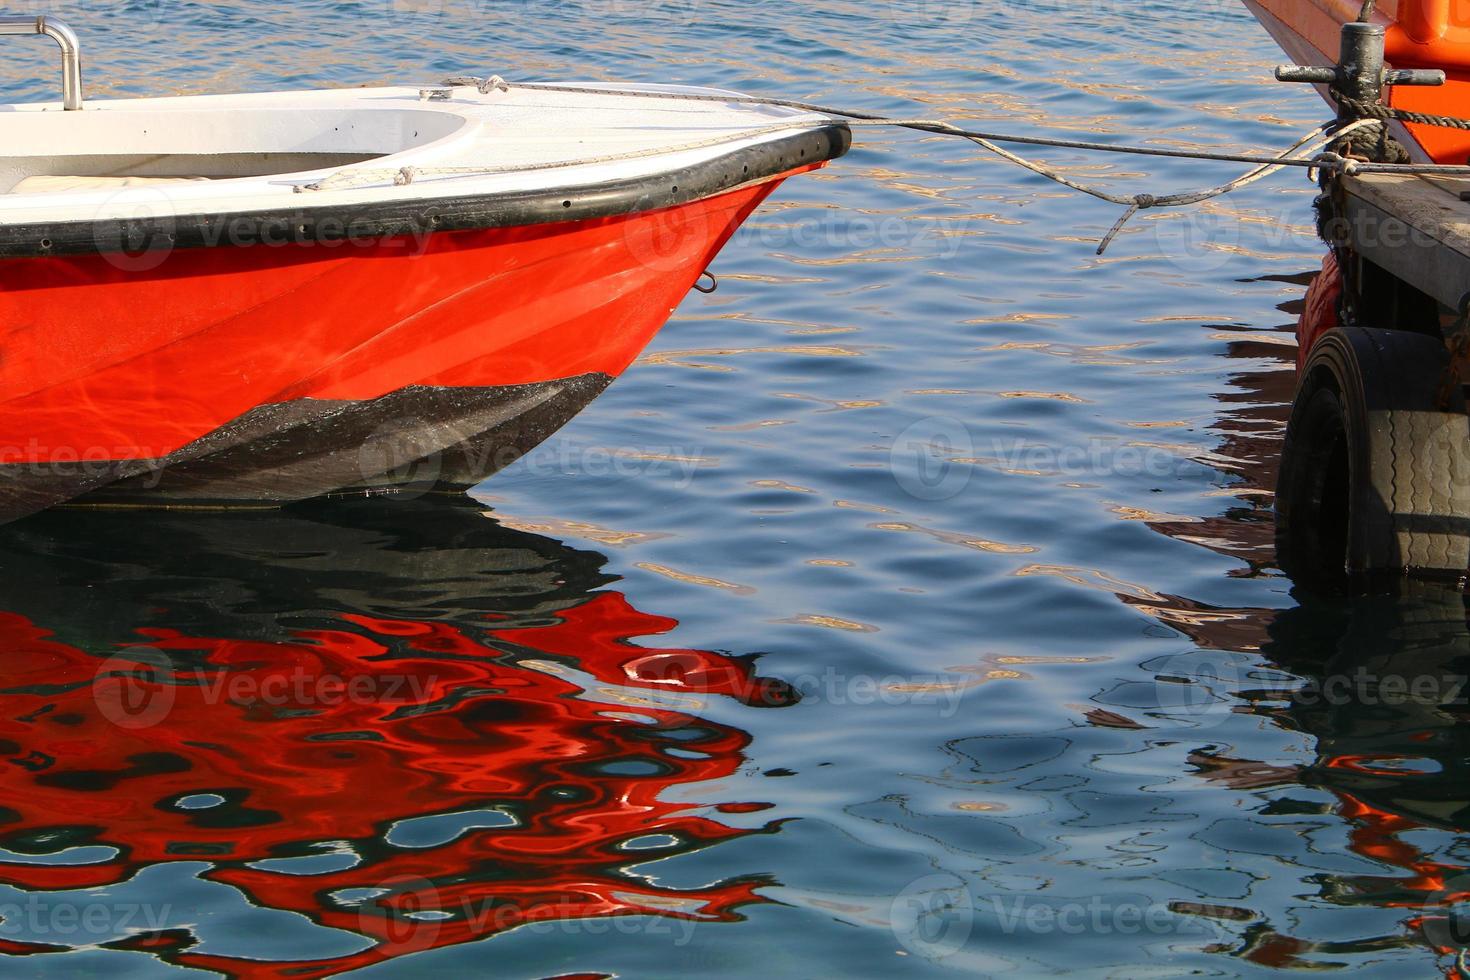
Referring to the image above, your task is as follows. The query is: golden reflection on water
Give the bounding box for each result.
[871,521,1038,556]
[637,345,866,370]
[776,614,880,633]
[490,515,670,548]
[1109,504,1203,524]
[751,479,818,494]
[833,499,897,515]
[634,563,758,596]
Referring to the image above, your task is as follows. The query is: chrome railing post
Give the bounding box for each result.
[0,15,83,110]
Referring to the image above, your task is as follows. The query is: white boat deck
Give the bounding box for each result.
[0,82,837,226]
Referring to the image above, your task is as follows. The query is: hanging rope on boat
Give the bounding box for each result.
[907,117,1375,254]
[300,77,1470,253]
[302,109,1361,252]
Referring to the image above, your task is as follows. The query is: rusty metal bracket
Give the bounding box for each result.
[1436,293,1470,411]
[1316,174,1364,329]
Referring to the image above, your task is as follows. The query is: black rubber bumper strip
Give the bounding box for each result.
[0,124,851,259]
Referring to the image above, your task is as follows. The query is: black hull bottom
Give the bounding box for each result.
[0,374,612,524]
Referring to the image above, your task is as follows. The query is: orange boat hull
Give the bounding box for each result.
[1245,0,1470,163]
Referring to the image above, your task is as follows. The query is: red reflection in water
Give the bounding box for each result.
[0,575,782,977]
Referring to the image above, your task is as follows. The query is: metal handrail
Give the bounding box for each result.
[0,15,82,110]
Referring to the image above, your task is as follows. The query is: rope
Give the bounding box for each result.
[493,82,1350,166]
[942,119,1373,254]
[1334,91,1470,131]
[442,74,509,94]
[297,76,1470,252]
[302,111,1358,252]
[1359,1,1376,21]
[489,81,1470,175]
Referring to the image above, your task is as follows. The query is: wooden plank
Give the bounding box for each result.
[1339,173,1470,310]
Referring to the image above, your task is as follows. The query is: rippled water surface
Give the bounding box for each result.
[3,1,1470,976]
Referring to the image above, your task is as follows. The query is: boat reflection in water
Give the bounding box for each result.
[1213,590,1470,971]
[1118,315,1470,973]
[0,498,794,976]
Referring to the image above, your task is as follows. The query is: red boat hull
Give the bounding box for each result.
[0,165,822,519]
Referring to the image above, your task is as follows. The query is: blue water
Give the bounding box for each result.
[2,1,1468,977]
